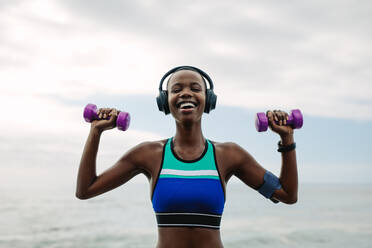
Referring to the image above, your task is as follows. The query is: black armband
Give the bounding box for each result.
[277,141,296,153]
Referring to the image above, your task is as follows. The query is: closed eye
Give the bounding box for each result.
[171,88,181,93]
[171,88,201,93]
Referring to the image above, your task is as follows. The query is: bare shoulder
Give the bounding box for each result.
[209,140,249,181]
[127,139,168,177]
[128,139,167,162]
[209,140,265,188]
[210,140,247,162]
[131,139,167,153]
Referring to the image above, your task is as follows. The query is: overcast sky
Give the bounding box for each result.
[1,0,371,189]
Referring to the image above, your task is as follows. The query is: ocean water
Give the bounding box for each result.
[1,178,372,248]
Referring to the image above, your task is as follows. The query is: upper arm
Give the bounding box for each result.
[79,142,150,199]
[229,143,289,204]
[230,143,266,190]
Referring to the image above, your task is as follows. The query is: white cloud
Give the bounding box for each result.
[0,0,372,186]
[0,0,172,101]
[1,0,371,120]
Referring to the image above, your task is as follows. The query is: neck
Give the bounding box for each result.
[173,119,205,147]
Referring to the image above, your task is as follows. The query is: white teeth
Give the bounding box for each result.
[180,102,196,109]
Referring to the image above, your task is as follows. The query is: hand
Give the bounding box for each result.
[91,108,119,133]
[266,110,294,137]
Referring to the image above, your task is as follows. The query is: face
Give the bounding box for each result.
[167,70,206,122]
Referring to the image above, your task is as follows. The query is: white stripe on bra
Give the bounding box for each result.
[160,169,218,177]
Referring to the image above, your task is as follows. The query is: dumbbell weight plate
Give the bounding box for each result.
[117,112,131,131]
[83,104,98,122]
[255,112,268,132]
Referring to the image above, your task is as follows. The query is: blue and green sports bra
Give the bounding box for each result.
[151,137,226,229]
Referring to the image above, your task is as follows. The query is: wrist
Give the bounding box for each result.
[280,134,294,146]
[90,126,103,136]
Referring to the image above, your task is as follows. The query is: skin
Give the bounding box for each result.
[76,70,298,248]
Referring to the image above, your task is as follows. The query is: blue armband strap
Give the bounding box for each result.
[258,171,282,203]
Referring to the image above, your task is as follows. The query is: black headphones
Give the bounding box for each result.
[156,66,217,115]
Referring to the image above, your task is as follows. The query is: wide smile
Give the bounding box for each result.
[176,101,198,113]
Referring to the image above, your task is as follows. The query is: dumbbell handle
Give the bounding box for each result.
[255,109,303,132]
[83,103,130,131]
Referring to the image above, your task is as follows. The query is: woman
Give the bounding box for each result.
[76,66,298,248]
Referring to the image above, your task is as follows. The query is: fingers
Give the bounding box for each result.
[266,109,293,136]
[267,110,289,126]
[108,109,118,122]
[274,110,287,126]
[97,108,118,119]
[266,110,277,130]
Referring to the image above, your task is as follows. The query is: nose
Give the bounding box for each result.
[179,88,192,98]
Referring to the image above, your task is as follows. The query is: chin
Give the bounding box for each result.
[172,110,203,123]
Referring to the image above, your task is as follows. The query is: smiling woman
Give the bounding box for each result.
[76,65,298,248]
[157,66,217,115]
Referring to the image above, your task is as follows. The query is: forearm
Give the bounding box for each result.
[76,127,102,198]
[278,134,298,202]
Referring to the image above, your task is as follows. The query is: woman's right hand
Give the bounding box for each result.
[91,108,119,133]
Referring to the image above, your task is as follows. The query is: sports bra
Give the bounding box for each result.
[151,137,226,229]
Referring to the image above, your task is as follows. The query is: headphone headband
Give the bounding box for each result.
[158,65,214,91]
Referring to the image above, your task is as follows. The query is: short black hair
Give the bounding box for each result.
[166,67,207,92]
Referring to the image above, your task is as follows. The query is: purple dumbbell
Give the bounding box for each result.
[83,103,130,131]
[255,109,303,132]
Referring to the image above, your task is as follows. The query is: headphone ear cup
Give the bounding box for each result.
[156,94,163,112]
[204,89,217,113]
[210,91,217,110]
[156,90,170,115]
[204,89,210,113]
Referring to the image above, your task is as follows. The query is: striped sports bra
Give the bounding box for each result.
[151,137,225,229]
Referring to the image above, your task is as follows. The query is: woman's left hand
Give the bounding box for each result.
[266,110,294,137]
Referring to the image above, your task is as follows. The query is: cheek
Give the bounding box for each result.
[200,92,207,104]
[168,94,177,107]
